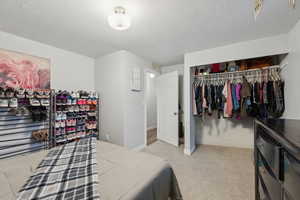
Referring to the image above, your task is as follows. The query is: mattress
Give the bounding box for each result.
[0,141,182,200]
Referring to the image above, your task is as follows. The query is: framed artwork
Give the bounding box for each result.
[0,48,50,89]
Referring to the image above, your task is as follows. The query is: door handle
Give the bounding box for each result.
[173,112,178,115]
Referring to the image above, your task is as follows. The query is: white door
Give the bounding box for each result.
[156,71,179,147]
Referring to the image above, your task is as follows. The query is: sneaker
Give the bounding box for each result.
[74,105,79,112]
[67,96,72,105]
[71,98,76,105]
[41,99,50,106]
[22,107,30,116]
[5,88,15,98]
[71,91,76,98]
[66,119,72,127]
[26,89,34,98]
[61,113,67,120]
[0,88,5,98]
[0,99,9,107]
[43,90,51,98]
[93,121,97,129]
[87,99,92,105]
[8,108,17,116]
[9,98,18,108]
[88,112,97,117]
[16,88,25,98]
[88,91,93,98]
[30,98,40,106]
[92,99,97,105]
[36,90,44,98]
[61,120,66,128]
[94,92,99,99]
[56,112,62,120]
[67,106,73,112]
[55,121,61,128]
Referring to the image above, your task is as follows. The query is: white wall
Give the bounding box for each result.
[282,20,300,119]
[95,50,156,149]
[0,31,95,91]
[122,51,156,149]
[95,51,125,146]
[184,34,290,154]
[146,73,157,129]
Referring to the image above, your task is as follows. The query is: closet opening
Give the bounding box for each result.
[189,54,287,150]
[146,70,183,148]
[145,72,158,146]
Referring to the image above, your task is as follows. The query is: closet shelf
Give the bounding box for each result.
[193,65,281,78]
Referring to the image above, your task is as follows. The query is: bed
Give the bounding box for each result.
[0,140,182,200]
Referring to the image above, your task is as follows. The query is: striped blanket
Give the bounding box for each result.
[17,137,99,200]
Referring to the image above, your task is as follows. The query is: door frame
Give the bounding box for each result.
[144,70,159,147]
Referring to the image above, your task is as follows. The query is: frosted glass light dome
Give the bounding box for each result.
[108,7,131,31]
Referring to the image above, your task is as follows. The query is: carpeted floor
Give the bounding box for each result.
[143,141,254,200]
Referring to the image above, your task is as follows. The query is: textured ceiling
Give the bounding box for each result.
[0,0,299,66]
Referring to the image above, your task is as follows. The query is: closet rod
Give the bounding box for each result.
[193,65,280,78]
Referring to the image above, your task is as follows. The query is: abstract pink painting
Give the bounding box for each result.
[0,49,50,89]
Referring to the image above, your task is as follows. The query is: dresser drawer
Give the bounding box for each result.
[257,127,281,178]
[283,152,300,200]
[258,152,281,200]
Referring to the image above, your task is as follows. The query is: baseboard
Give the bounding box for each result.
[132,144,146,151]
[184,145,196,156]
[196,141,253,149]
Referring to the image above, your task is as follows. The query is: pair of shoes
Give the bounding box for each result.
[56,112,67,120]
[56,127,66,135]
[86,121,97,130]
[41,99,50,106]
[30,107,48,122]
[30,99,41,106]
[16,107,30,116]
[0,99,9,107]
[26,89,34,98]
[79,91,89,99]
[66,119,76,126]
[56,120,66,128]
[16,88,25,98]
[35,89,51,98]
[71,91,80,99]
[32,129,49,141]
[66,127,76,133]
[76,125,85,132]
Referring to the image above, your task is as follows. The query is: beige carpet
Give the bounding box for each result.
[143,141,254,200]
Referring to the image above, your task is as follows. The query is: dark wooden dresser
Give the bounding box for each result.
[255,119,300,200]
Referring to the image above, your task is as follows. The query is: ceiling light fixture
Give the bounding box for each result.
[108,6,131,31]
[149,73,156,78]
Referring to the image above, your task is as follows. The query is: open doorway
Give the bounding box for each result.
[145,72,157,146]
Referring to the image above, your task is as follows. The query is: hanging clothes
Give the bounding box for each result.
[192,66,284,120]
[226,81,233,117]
[240,77,252,117]
[192,82,198,115]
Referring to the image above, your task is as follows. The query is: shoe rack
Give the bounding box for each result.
[0,87,52,159]
[51,90,99,147]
